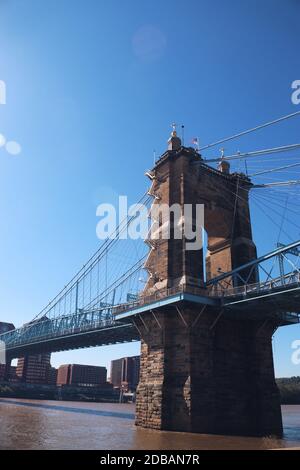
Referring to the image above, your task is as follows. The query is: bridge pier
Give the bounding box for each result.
[135,305,282,437]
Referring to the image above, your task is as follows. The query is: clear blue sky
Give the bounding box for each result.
[0,0,299,377]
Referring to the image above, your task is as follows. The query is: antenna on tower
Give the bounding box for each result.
[181,125,185,145]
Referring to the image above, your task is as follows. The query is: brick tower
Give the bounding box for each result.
[135,128,283,436]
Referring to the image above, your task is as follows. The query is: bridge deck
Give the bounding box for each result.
[1,279,299,359]
[3,322,139,359]
[114,283,300,326]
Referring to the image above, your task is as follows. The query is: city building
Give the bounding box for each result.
[47,366,58,385]
[57,364,107,387]
[0,321,15,334]
[110,358,123,388]
[16,353,52,384]
[8,366,18,383]
[110,356,140,392]
[56,364,70,385]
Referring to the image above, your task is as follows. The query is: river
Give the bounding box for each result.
[0,398,299,450]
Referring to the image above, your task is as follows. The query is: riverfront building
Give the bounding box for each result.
[110,356,140,392]
[57,364,107,387]
[16,353,52,384]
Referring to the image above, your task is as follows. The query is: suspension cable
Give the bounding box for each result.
[249,162,300,177]
[30,192,151,322]
[199,111,300,152]
[203,143,300,163]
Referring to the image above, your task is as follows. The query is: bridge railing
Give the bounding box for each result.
[112,284,207,315]
[113,269,300,316]
[206,240,300,293]
[0,308,119,350]
[3,250,300,350]
[208,271,300,297]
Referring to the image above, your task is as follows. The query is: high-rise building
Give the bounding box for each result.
[57,364,70,385]
[8,366,18,383]
[16,353,52,384]
[57,364,107,387]
[110,358,123,388]
[0,364,17,383]
[47,366,58,385]
[110,356,140,392]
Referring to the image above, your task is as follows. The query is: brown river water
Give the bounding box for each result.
[0,398,299,450]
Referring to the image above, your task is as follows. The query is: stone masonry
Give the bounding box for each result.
[135,307,282,436]
[135,130,283,436]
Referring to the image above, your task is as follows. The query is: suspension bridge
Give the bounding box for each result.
[1,110,300,435]
[1,236,299,359]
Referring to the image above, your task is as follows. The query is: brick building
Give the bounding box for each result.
[56,364,70,385]
[110,356,140,392]
[47,366,58,385]
[110,358,123,388]
[16,353,52,384]
[57,364,107,387]
[8,365,18,383]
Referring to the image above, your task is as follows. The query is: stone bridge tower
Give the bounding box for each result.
[135,129,282,436]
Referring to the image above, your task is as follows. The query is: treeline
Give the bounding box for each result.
[276,376,300,404]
